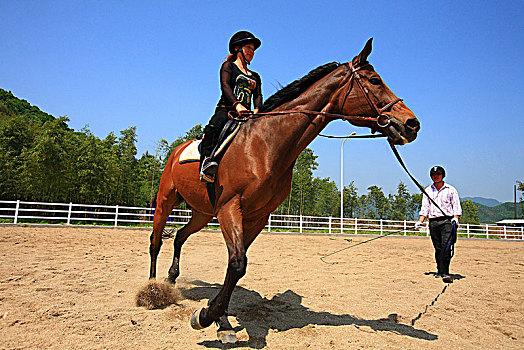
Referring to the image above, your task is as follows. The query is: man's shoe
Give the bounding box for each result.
[441,274,453,283]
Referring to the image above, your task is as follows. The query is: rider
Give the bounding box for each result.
[415,166,462,283]
[199,31,263,183]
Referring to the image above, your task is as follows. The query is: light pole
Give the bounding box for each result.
[340,132,356,234]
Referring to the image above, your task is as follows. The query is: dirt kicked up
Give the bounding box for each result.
[0,226,522,349]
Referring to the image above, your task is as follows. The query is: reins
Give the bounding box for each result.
[228,61,402,129]
[318,133,386,139]
[228,109,382,125]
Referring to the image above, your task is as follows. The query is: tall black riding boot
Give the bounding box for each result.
[199,126,219,182]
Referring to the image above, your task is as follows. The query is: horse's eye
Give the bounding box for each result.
[369,77,382,85]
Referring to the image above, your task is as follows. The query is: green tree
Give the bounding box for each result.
[410,193,423,220]
[99,132,120,205]
[342,181,359,218]
[517,181,523,218]
[115,127,139,205]
[72,126,108,203]
[21,117,71,202]
[460,199,480,225]
[283,148,318,215]
[137,151,163,207]
[389,182,412,221]
[155,139,171,167]
[312,178,340,216]
[364,185,390,219]
[0,114,38,199]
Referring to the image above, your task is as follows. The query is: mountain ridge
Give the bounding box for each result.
[461,196,502,207]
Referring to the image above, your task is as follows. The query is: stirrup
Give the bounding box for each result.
[200,157,217,183]
[201,157,218,175]
[200,173,215,183]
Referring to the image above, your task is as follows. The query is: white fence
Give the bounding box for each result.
[1,200,523,240]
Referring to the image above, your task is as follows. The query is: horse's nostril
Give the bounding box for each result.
[406,118,420,131]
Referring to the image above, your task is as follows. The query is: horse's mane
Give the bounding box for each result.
[259,62,340,112]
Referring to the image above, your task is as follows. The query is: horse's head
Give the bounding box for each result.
[336,38,420,145]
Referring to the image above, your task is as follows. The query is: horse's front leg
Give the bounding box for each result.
[190,197,246,338]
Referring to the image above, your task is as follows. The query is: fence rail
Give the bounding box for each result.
[1,200,523,240]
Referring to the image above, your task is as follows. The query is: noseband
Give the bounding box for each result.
[341,62,403,128]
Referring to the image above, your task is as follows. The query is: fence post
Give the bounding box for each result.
[504,226,507,240]
[486,224,489,239]
[467,224,470,238]
[14,200,20,224]
[114,205,119,228]
[380,219,383,236]
[466,223,470,238]
[355,218,358,235]
[299,214,303,233]
[267,214,272,232]
[404,220,407,236]
[67,202,72,225]
[328,216,332,234]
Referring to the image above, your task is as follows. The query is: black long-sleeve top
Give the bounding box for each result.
[217,61,262,110]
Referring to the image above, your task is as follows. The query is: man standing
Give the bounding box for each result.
[415,166,462,283]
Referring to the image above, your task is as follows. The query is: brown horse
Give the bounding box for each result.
[149,38,420,342]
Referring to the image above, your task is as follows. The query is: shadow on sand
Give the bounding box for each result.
[179,280,438,349]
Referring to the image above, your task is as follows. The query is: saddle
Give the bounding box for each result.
[179,120,241,165]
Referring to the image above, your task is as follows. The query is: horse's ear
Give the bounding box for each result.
[352,38,373,66]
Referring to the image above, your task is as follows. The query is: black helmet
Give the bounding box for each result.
[229,31,261,53]
[430,166,446,178]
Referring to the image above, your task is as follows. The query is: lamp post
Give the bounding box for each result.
[340,132,356,234]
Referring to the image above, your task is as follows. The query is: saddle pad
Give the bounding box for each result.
[178,123,241,164]
[179,139,201,164]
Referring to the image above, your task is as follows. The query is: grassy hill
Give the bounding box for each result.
[476,202,522,223]
[462,196,501,207]
[0,88,54,123]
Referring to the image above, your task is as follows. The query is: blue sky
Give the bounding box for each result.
[1,1,523,202]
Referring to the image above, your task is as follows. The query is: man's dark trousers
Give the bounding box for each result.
[429,217,453,275]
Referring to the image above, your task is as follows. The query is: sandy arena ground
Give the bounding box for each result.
[0,225,522,349]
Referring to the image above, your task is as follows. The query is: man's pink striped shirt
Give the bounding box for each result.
[419,183,462,218]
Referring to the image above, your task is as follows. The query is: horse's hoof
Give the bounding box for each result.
[217,329,237,344]
[190,309,205,330]
[164,276,176,285]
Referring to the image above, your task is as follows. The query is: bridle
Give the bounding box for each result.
[228,62,403,131]
[340,62,403,128]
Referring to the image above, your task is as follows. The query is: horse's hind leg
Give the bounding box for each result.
[149,187,182,280]
[167,210,212,283]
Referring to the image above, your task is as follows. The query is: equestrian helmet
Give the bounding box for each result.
[430,165,446,178]
[229,31,261,53]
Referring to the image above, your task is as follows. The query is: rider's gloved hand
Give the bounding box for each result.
[451,217,459,226]
[236,103,249,114]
